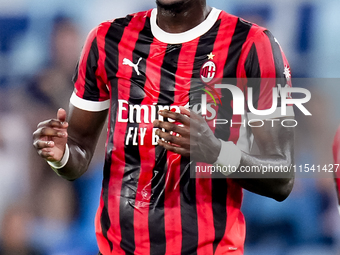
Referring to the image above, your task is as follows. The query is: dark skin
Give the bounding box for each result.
[153,107,295,202]
[33,0,294,200]
[156,0,211,33]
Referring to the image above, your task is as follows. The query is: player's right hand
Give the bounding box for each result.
[33,108,69,162]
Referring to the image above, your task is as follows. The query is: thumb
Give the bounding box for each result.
[57,108,67,123]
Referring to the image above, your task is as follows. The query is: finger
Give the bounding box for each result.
[37,148,56,161]
[153,120,190,137]
[179,106,191,117]
[158,110,190,126]
[182,107,206,123]
[37,119,68,129]
[157,139,190,157]
[33,140,55,149]
[33,127,67,138]
[156,129,189,148]
[57,108,67,123]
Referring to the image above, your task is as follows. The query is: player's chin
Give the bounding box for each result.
[156,0,187,8]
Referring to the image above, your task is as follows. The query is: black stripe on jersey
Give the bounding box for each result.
[149,146,167,255]
[264,30,286,84]
[264,30,286,107]
[180,157,198,255]
[101,16,133,252]
[148,44,181,255]
[105,15,133,80]
[158,44,182,105]
[182,19,221,255]
[245,43,261,110]
[120,18,153,254]
[191,19,221,79]
[83,38,100,101]
[211,179,228,253]
[223,19,252,78]
[216,18,251,142]
[212,20,251,252]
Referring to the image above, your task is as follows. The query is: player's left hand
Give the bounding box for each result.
[153,106,221,163]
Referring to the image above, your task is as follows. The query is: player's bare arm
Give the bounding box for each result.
[33,105,108,180]
[153,107,294,202]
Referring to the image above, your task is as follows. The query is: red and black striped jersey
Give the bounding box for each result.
[333,126,340,214]
[71,8,292,255]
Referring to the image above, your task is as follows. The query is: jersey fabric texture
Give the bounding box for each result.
[71,8,292,255]
[333,126,340,214]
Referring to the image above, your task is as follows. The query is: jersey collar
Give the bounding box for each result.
[150,7,221,44]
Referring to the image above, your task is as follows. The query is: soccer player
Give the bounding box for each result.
[33,0,295,254]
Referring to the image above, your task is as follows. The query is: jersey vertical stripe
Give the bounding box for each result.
[159,44,182,255]
[83,38,100,101]
[251,29,276,110]
[177,40,200,255]
[133,33,169,255]
[142,39,168,255]
[96,22,111,101]
[141,39,169,255]
[244,44,261,110]
[101,16,133,255]
[206,13,238,254]
[264,30,286,85]
[218,18,251,255]
[95,21,117,254]
[73,27,98,99]
[119,14,152,254]
[191,19,221,255]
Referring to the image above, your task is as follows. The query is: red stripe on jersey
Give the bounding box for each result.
[96,22,111,101]
[173,39,199,107]
[95,190,111,254]
[194,16,229,255]
[214,13,239,80]
[196,177,214,255]
[103,16,147,255]
[222,179,245,255]
[253,29,277,110]
[133,38,166,255]
[74,27,97,98]
[216,14,242,145]
[162,39,199,254]
[212,15,250,254]
[164,152,182,254]
[333,126,340,205]
[237,25,259,80]
[213,180,244,255]
[195,14,240,254]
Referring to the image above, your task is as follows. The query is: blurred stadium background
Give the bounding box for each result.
[0,0,340,254]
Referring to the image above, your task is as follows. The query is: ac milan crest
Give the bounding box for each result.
[200,60,216,84]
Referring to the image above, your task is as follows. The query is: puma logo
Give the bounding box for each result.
[123,57,142,75]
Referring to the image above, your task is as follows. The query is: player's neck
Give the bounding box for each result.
[156,3,212,34]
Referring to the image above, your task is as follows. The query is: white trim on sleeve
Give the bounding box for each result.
[70,92,110,112]
[214,140,242,176]
[47,143,70,170]
[247,106,295,121]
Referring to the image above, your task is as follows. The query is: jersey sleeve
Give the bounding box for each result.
[71,26,110,111]
[333,126,340,214]
[244,29,294,120]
